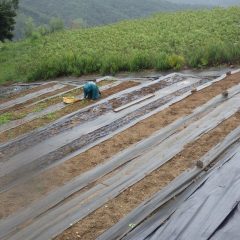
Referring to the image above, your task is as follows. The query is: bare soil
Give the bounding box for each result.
[55,112,240,240]
[1,73,239,219]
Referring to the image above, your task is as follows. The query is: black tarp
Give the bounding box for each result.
[145,147,240,240]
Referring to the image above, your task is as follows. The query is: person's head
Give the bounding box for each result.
[87,79,96,83]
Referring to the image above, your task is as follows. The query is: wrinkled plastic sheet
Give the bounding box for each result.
[210,203,240,240]
[123,141,240,240]
[145,147,240,240]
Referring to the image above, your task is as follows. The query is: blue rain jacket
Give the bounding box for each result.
[83,82,101,100]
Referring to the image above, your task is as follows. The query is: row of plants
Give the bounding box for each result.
[0,7,240,83]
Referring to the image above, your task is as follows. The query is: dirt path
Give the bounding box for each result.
[56,112,240,240]
[1,73,239,219]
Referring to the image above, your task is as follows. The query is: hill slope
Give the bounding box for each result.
[1,7,240,84]
[169,0,240,6]
[18,0,199,27]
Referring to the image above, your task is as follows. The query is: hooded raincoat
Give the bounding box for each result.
[83,81,101,100]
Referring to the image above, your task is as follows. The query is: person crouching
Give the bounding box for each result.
[83,81,101,100]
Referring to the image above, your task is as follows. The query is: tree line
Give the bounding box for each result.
[22,17,64,39]
[0,0,18,41]
[0,0,65,41]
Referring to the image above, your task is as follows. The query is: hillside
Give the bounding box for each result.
[16,0,199,29]
[1,7,240,84]
[170,0,240,6]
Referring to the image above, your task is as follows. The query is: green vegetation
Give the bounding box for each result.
[22,16,64,40]
[14,0,200,39]
[0,0,19,41]
[169,0,240,7]
[0,111,28,125]
[32,104,47,113]
[0,113,12,125]
[17,0,196,28]
[44,112,57,120]
[15,0,239,39]
[1,8,240,84]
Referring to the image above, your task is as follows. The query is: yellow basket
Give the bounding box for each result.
[63,97,79,104]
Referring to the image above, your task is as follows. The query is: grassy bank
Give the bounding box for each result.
[1,7,240,84]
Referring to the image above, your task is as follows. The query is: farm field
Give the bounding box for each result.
[0,68,240,239]
[1,7,240,84]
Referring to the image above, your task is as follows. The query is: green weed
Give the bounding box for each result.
[0,113,12,125]
[44,113,57,120]
[32,104,47,113]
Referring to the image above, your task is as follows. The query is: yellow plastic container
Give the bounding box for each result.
[63,97,80,104]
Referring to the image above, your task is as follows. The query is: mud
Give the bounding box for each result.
[55,112,240,240]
